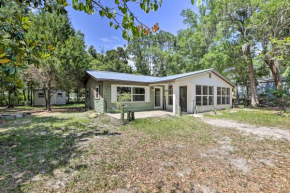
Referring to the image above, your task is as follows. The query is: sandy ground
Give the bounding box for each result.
[201,117,290,141]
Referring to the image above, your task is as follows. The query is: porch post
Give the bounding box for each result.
[172,83,179,115]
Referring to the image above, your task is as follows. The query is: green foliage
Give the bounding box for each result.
[88,46,132,73]
[5,0,198,40]
[0,2,50,106]
[114,93,131,121]
[269,89,289,99]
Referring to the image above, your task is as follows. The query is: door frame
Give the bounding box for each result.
[154,86,163,109]
[179,86,187,112]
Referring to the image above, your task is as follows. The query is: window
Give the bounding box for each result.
[116,86,146,102]
[38,92,44,98]
[217,87,231,105]
[168,85,173,105]
[133,87,145,101]
[94,85,100,100]
[86,89,90,99]
[57,93,63,98]
[196,85,214,106]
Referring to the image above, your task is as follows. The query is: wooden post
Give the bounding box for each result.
[127,111,131,121]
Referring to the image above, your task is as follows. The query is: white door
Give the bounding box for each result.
[154,87,163,109]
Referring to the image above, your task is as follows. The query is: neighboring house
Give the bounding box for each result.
[34,90,66,106]
[257,76,288,97]
[84,68,235,114]
[236,76,288,99]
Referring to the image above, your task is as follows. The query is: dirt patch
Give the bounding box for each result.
[202,118,290,141]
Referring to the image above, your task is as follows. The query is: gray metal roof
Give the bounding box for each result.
[86,68,235,86]
[86,70,158,83]
[257,76,286,83]
[152,68,215,83]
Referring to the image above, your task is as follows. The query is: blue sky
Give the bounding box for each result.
[66,1,199,52]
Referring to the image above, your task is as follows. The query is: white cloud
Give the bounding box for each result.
[100,38,112,43]
[100,36,127,50]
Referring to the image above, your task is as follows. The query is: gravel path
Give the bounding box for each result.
[202,118,290,141]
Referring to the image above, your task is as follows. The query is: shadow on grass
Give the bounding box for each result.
[0,115,120,192]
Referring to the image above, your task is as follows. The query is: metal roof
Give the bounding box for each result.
[86,70,158,83]
[86,68,235,86]
[152,68,215,83]
[257,76,286,83]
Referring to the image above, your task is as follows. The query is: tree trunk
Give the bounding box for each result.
[27,86,30,103]
[76,90,79,103]
[248,59,259,107]
[67,92,70,104]
[7,90,14,108]
[23,90,27,101]
[264,59,283,90]
[30,85,33,106]
[47,81,52,112]
[43,88,47,110]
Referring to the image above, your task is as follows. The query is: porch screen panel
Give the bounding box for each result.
[217,87,231,105]
[196,85,214,106]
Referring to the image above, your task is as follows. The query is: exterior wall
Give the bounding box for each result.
[34,90,66,106]
[174,72,233,113]
[85,71,233,114]
[104,81,155,113]
[85,78,155,113]
[85,78,104,112]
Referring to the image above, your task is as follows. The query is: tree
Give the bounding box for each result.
[127,30,177,76]
[252,0,290,90]
[211,0,261,106]
[89,46,133,73]
[0,1,49,107]
[56,31,90,103]
[26,10,88,111]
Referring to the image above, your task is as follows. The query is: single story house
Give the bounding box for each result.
[84,68,235,114]
[236,76,288,99]
[34,90,66,106]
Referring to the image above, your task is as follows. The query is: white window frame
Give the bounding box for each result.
[217,87,231,105]
[94,85,100,100]
[57,93,63,98]
[38,92,44,98]
[196,85,214,106]
[116,85,147,103]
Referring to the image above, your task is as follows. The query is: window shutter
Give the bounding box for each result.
[145,86,150,102]
[111,84,117,103]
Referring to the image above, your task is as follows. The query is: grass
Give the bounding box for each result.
[205,108,290,129]
[0,103,85,113]
[1,108,290,192]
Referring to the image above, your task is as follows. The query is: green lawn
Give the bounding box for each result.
[1,109,290,192]
[205,109,290,130]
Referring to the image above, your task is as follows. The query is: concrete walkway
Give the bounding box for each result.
[106,110,174,120]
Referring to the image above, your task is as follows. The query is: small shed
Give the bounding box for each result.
[34,90,66,106]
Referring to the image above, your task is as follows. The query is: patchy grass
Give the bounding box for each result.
[205,109,290,130]
[1,110,290,192]
[0,103,85,113]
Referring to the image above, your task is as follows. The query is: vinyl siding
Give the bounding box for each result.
[103,81,155,113]
[85,78,156,113]
[85,78,104,112]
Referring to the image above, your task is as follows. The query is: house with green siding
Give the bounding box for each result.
[84,68,235,115]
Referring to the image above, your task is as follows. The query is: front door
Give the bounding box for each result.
[154,87,163,109]
[179,86,187,112]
